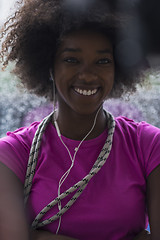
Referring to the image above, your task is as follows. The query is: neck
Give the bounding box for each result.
[54,107,107,141]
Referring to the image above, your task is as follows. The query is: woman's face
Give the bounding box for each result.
[53,30,115,115]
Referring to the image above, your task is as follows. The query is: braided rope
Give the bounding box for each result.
[24,112,53,205]
[24,111,115,229]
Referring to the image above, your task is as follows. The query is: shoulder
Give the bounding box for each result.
[0,121,41,183]
[115,116,139,133]
[115,116,160,178]
[114,116,160,155]
[6,121,41,145]
[115,116,160,136]
[0,121,41,153]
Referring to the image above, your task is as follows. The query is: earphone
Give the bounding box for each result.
[49,69,103,234]
[54,120,61,137]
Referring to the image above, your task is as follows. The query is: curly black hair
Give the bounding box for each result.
[0,0,149,100]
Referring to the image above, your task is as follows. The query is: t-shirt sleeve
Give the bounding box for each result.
[138,121,160,178]
[0,122,39,184]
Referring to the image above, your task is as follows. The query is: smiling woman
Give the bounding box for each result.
[0,1,160,240]
[0,0,148,100]
[53,30,114,130]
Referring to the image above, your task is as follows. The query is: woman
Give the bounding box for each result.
[0,0,160,239]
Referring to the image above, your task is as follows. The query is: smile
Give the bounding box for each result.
[74,87,98,96]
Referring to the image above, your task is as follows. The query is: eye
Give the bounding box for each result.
[97,58,112,64]
[63,57,79,63]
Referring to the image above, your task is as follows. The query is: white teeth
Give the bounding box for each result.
[92,89,97,94]
[74,88,98,96]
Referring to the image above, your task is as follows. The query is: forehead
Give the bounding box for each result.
[57,30,113,52]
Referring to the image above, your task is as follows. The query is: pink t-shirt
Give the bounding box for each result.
[0,116,160,240]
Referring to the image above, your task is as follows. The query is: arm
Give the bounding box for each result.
[133,230,151,240]
[133,164,160,240]
[146,164,160,240]
[0,162,78,240]
[0,162,30,240]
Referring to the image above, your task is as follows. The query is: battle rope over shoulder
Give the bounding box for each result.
[24,111,115,229]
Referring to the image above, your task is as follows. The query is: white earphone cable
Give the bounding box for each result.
[50,69,103,233]
[55,105,102,234]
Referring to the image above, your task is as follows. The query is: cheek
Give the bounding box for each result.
[53,73,69,99]
[54,63,71,83]
[53,67,64,88]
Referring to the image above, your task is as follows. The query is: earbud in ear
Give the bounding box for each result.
[49,69,54,81]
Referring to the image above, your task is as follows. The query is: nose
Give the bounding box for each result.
[77,66,98,83]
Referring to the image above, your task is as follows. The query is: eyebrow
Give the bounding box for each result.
[60,48,113,54]
[61,48,81,53]
[97,49,113,54]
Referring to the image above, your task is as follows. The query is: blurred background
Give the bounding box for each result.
[0,0,160,138]
[0,0,15,23]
